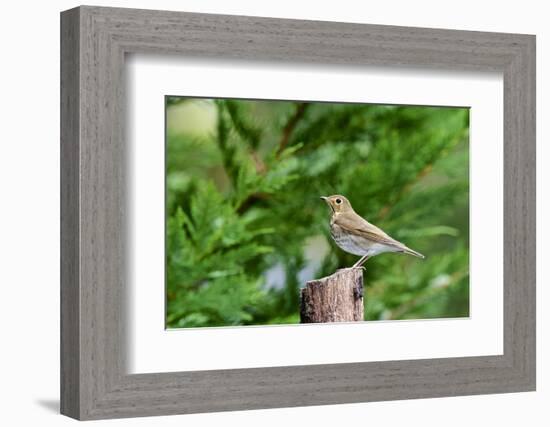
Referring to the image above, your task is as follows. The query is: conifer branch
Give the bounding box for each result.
[276,102,309,157]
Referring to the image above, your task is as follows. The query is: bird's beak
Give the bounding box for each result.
[320,196,334,213]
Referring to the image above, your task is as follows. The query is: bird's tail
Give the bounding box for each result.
[402,246,425,259]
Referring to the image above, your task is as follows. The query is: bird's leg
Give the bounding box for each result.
[352,254,370,268]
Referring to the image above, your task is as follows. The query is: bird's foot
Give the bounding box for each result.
[337,266,366,272]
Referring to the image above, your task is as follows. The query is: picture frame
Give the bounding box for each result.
[60,5,536,420]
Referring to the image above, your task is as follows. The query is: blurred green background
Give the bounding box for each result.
[166,97,469,328]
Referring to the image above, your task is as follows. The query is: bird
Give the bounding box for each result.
[320,195,425,268]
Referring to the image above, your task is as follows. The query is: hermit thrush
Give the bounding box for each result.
[321,195,425,267]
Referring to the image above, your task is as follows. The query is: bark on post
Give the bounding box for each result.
[300,268,364,323]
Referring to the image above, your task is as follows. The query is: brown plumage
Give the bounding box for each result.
[321,194,425,267]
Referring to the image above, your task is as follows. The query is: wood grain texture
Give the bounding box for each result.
[60,5,536,420]
[301,269,364,323]
[60,7,80,419]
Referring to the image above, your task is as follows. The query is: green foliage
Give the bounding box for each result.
[166,182,274,327]
[166,97,469,328]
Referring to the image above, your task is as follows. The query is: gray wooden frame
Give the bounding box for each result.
[60,5,536,420]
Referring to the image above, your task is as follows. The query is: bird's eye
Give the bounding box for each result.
[335,198,342,204]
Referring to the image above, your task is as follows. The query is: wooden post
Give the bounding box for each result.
[300,268,364,323]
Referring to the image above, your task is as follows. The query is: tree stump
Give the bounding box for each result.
[300,268,364,323]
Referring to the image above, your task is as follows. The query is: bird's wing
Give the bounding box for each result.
[334,212,405,248]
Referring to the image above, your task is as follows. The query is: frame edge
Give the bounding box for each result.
[60,6,82,420]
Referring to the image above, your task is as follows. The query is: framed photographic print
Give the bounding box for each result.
[61,5,536,420]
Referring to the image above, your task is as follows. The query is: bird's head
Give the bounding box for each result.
[320,195,353,214]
